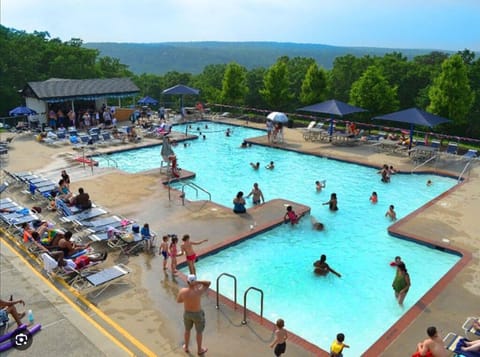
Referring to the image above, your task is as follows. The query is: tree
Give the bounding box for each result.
[428,54,474,128]
[260,60,292,110]
[329,54,374,102]
[192,64,226,104]
[220,62,248,105]
[349,65,399,116]
[245,67,267,108]
[300,63,328,105]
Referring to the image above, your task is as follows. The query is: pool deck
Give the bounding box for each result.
[0,118,479,356]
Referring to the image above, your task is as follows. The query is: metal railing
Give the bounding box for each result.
[242,286,264,325]
[458,160,473,183]
[411,154,438,173]
[216,273,237,309]
[181,181,211,205]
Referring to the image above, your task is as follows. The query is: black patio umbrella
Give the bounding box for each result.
[137,96,158,106]
[373,108,452,149]
[297,99,367,136]
[162,84,200,109]
[9,106,37,116]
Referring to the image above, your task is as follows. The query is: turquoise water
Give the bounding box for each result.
[95,122,460,355]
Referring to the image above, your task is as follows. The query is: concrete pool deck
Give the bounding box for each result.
[0,118,479,356]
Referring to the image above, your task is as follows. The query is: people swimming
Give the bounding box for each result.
[250,162,260,170]
[313,254,341,277]
[315,180,326,192]
[310,216,324,231]
[385,204,397,220]
[370,191,378,204]
[323,193,338,211]
[284,205,299,225]
[265,161,275,170]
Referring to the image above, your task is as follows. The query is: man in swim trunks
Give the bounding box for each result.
[181,234,208,275]
[177,274,210,356]
[246,182,265,205]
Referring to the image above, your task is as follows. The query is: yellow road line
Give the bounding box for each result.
[0,233,156,357]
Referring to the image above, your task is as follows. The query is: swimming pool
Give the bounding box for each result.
[96,121,460,355]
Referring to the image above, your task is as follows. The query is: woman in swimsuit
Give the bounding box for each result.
[323,193,338,211]
[233,191,246,213]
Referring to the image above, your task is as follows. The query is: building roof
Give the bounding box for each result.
[23,78,139,103]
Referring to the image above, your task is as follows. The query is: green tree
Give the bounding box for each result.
[220,62,248,105]
[329,54,374,101]
[245,67,267,108]
[260,60,292,110]
[300,63,328,105]
[349,65,399,116]
[428,54,475,128]
[192,64,226,104]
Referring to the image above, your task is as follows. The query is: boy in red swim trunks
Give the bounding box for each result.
[181,234,208,275]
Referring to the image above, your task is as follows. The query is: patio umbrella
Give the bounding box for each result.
[162,84,200,110]
[267,112,289,123]
[373,108,451,149]
[297,99,367,137]
[137,96,158,106]
[9,106,37,116]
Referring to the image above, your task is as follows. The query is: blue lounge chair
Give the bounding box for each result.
[463,149,478,160]
[60,207,108,223]
[444,142,458,156]
[71,264,131,298]
[463,317,480,338]
[444,332,480,357]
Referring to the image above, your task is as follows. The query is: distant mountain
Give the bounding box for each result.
[84,41,449,75]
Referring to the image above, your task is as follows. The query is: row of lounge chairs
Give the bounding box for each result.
[1,171,156,298]
[443,316,480,356]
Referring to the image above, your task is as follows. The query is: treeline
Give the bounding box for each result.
[1,26,479,138]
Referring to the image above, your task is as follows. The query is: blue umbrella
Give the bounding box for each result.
[162,84,200,110]
[137,96,158,106]
[9,106,37,116]
[373,108,452,149]
[297,99,367,138]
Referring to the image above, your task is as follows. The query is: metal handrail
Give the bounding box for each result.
[181,181,211,205]
[458,160,473,183]
[242,286,264,325]
[216,273,237,309]
[94,152,118,168]
[411,154,437,173]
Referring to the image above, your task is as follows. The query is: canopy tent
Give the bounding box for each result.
[373,108,452,149]
[297,99,367,137]
[137,96,158,106]
[162,84,200,111]
[267,112,289,123]
[9,106,37,116]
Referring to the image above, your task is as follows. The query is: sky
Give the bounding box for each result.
[1,0,479,51]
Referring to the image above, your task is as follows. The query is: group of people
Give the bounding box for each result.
[54,170,92,210]
[47,105,117,131]
[159,234,208,276]
[378,164,396,183]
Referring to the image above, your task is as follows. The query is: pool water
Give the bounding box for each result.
[95,122,460,355]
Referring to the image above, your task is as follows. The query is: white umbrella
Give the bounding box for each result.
[267,112,289,123]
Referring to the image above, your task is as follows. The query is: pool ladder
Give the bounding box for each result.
[216,273,264,325]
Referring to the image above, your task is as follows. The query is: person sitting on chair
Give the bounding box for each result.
[70,187,92,209]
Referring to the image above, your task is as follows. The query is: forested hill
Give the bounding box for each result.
[83,41,440,75]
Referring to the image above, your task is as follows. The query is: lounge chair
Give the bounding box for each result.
[60,207,108,223]
[463,317,480,338]
[444,332,480,357]
[73,215,123,233]
[41,252,106,282]
[463,149,478,160]
[71,264,131,298]
[0,182,8,194]
[444,142,458,156]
